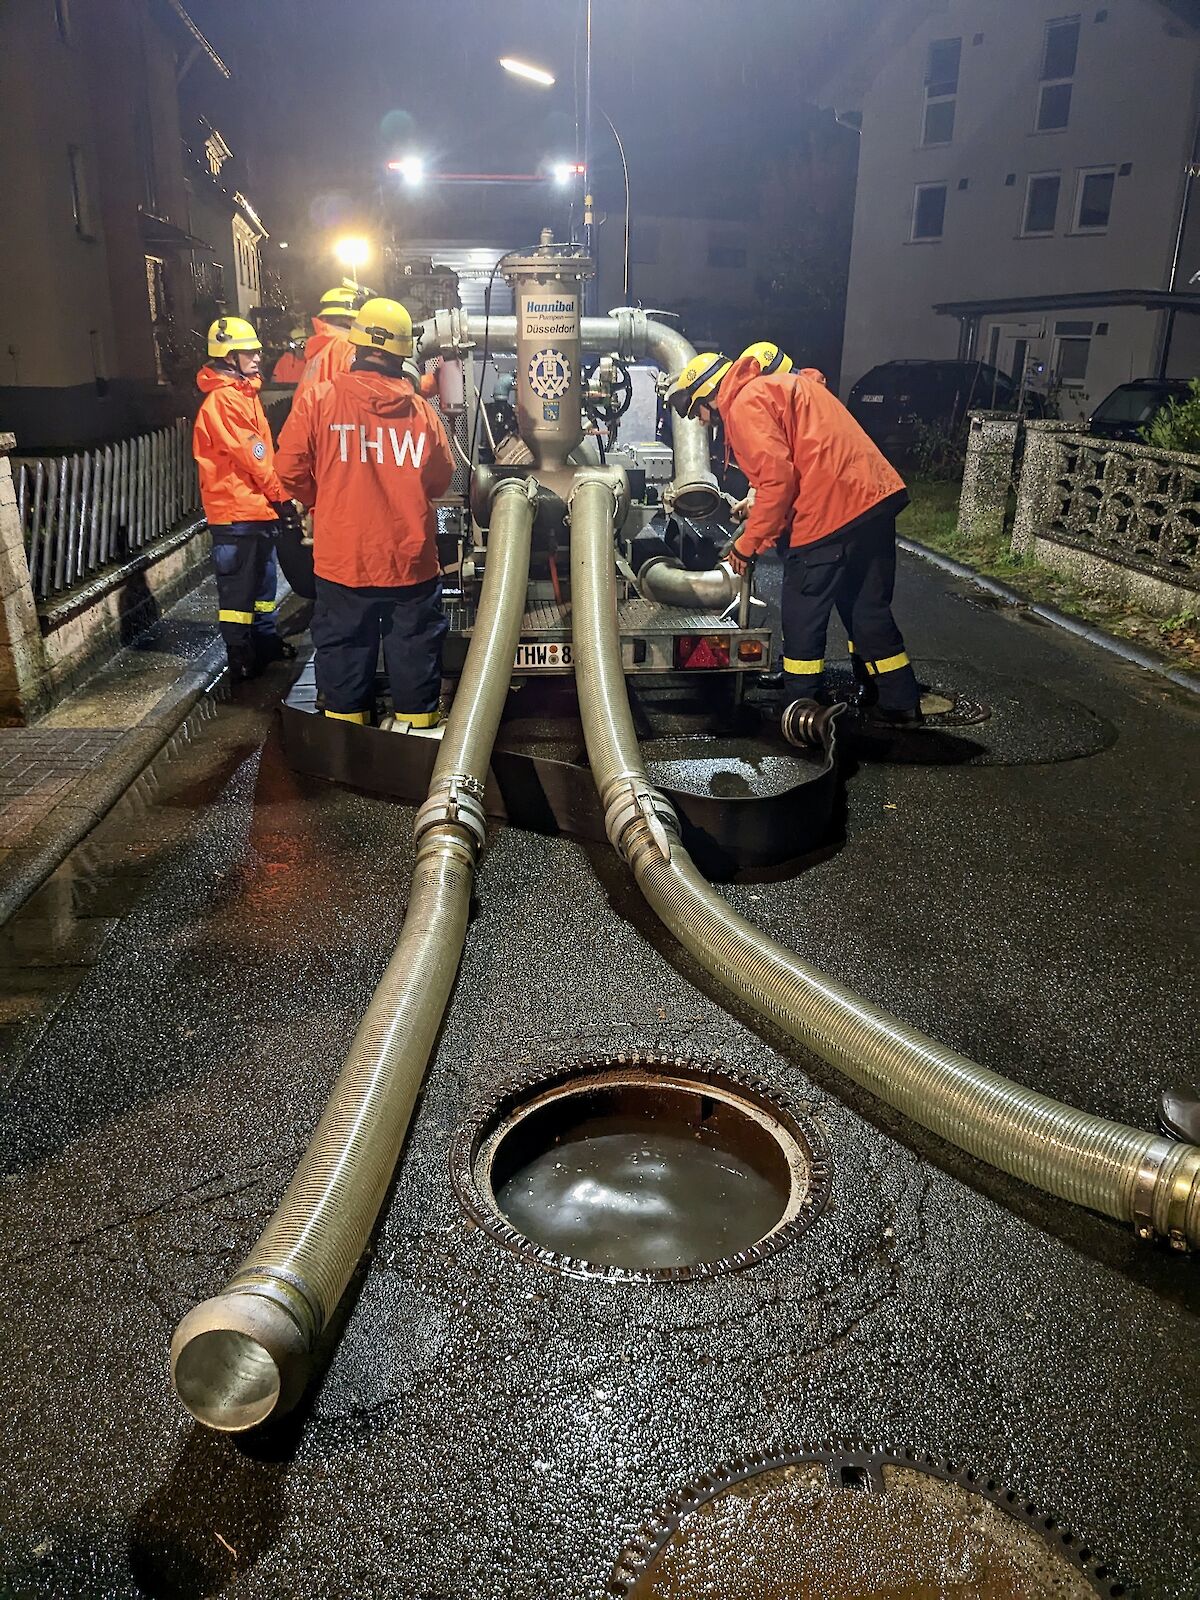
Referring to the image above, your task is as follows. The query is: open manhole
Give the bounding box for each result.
[609,1448,1123,1598]
[450,1055,831,1280]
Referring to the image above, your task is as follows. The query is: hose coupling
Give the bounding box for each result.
[781,698,836,749]
[1130,1138,1200,1249]
[610,306,650,362]
[602,777,679,862]
[414,773,487,854]
[662,477,724,522]
[567,467,631,531]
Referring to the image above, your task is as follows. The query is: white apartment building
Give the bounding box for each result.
[830,0,1200,415]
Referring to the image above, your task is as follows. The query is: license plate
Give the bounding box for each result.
[861,394,884,403]
[515,642,572,669]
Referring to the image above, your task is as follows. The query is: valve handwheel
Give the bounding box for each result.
[582,355,634,423]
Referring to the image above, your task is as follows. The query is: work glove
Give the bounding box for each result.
[725,539,755,577]
[271,500,302,533]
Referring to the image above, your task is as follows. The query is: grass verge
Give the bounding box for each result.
[899,478,1200,674]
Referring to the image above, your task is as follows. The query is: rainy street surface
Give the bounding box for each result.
[0,546,1197,1598]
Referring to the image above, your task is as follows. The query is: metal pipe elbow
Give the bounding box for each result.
[636,556,737,611]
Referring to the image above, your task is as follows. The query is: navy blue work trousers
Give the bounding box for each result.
[780,512,920,712]
[210,523,279,673]
[312,575,447,719]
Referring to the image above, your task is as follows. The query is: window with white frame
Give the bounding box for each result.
[1072,167,1116,232]
[911,182,947,240]
[1021,172,1061,235]
[1053,320,1092,385]
[1036,15,1080,131]
[923,37,961,146]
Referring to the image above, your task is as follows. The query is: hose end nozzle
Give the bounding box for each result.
[171,1290,310,1433]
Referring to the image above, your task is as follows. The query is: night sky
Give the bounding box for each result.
[188,0,873,248]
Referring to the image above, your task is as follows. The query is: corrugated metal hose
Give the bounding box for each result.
[567,468,1200,1254]
[170,476,538,1431]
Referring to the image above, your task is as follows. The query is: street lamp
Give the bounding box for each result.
[333,235,370,285]
[499,42,630,304]
[390,154,425,187]
[499,56,555,87]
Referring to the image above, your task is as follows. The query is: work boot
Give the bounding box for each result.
[1157,1085,1200,1143]
[858,704,925,732]
[253,633,297,667]
[226,640,259,681]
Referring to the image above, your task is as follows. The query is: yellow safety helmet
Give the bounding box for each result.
[206,316,262,358]
[740,340,793,377]
[666,352,732,418]
[348,296,414,359]
[317,285,360,320]
[288,324,308,343]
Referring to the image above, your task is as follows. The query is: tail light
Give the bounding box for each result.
[674,634,731,669]
[738,639,764,663]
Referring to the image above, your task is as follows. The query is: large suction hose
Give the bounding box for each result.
[170,478,539,1431]
[568,470,1200,1250]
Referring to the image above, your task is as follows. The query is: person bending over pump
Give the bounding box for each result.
[275,297,454,730]
[192,317,301,679]
[668,344,922,725]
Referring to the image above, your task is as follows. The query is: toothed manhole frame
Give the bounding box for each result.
[450,1052,832,1283]
[607,1444,1125,1598]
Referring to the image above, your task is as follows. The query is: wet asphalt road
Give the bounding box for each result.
[0,547,1197,1598]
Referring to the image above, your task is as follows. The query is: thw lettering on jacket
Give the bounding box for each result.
[328,423,428,467]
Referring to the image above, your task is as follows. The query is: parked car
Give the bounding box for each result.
[847,360,1032,457]
[1087,379,1193,442]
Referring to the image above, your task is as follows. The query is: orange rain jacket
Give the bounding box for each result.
[270,349,306,385]
[295,317,353,396]
[192,366,286,526]
[275,366,454,588]
[718,358,906,554]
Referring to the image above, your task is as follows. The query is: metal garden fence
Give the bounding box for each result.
[13,419,201,600]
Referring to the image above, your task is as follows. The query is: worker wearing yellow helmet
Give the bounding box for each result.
[193,317,300,678]
[271,324,309,386]
[297,282,369,396]
[666,345,922,725]
[276,298,454,729]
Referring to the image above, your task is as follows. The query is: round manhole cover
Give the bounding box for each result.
[450,1055,831,1280]
[610,1449,1122,1598]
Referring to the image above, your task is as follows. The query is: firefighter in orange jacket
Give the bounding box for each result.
[294,284,362,397]
[270,325,308,386]
[193,316,298,678]
[668,347,922,723]
[275,298,454,727]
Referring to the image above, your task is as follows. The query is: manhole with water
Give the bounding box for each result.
[450,1054,831,1281]
[609,1447,1123,1598]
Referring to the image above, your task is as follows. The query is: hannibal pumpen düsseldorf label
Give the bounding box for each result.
[521,292,577,341]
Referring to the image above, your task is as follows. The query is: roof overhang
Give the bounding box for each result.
[934,290,1200,319]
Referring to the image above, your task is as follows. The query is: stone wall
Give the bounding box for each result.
[38,519,209,702]
[0,436,50,725]
[1012,424,1200,618]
